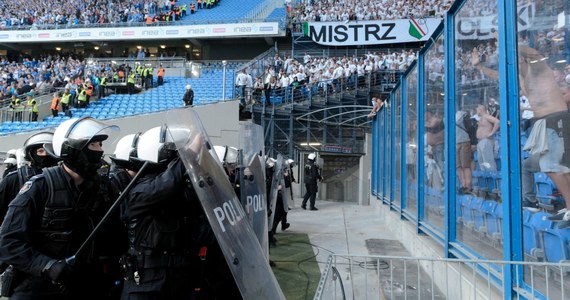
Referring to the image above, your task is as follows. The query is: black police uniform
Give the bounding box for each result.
[0,165,41,224]
[0,165,125,300]
[271,170,292,234]
[120,158,197,299]
[2,164,17,178]
[302,160,322,210]
[120,158,241,300]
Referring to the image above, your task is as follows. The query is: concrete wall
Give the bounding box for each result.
[359,133,372,205]
[0,100,242,155]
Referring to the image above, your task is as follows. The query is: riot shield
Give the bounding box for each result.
[239,123,269,259]
[281,165,291,213]
[267,154,284,229]
[166,108,285,300]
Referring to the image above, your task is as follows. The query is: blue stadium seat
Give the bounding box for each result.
[534,172,564,211]
[481,200,501,243]
[472,197,487,232]
[458,194,474,226]
[472,170,485,193]
[523,211,554,261]
[542,227,570,263]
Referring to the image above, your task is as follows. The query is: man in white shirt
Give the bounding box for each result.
[235,70,248,105]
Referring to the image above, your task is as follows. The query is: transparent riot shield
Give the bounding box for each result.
[281,165,291,213]
[267,154,284,228]
[166,108,285,299]
[239,123,269,259]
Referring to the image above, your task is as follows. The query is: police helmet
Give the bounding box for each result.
[214,145,239,167]
[266,157,276,168]
[186,84,191,90]
[308,153,316,161]
[137,125,188,164]
[50,117,119,159]
[23,131,54,161]
[15,148,28,168]
[6,149,17,159]
[110,133,141,170]
[286,158,295,167]
[3,157,16,165]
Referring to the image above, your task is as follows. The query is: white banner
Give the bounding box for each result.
[303,18,442,46]
[0,22,280,43]
[455,3,534,40]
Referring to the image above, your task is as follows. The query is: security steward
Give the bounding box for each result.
[76,86,88,108]
[61,89,72,114]
[127,72,136,95]
[0,117,126,300]
[157,64,165,86]
[99,74,108,99]
[0,132,59,224]
[50,92,60,117]
[301,153,322,210]
[26,94,39,122]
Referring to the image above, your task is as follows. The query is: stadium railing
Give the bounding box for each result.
[316,254,570,300]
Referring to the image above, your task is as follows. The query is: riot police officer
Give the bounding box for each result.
[120,125,241,300]
[109,133,142,191]
[119,125,197,299]
[214,145,240,193]
[2,149,17,178]
[302,153,322,210]
[0,132,59,224]
[0,117,125,300]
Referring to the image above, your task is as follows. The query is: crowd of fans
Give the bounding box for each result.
[238,49,416,105]
[0,0,220,28]
[0,54,84,102]
[289,0,453,24]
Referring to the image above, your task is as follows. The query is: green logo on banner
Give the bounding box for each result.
[408,19,427,40]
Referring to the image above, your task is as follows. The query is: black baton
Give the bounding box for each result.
[66,161,150,265]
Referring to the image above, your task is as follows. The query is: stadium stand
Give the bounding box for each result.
[542,226,570,263]
[523,211,554,261]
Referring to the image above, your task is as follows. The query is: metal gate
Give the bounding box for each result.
[315,254,570,300]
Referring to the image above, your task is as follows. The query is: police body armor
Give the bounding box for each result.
[125,177,197,268]
[304,160,319,185]
[16,165,38,188]
[36,166,112,259]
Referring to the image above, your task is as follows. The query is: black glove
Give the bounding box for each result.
[44,259,73,284]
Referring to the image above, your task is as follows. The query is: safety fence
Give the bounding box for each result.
[245,70,400,110]
[315,254,570,300]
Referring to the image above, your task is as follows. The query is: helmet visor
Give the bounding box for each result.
[52,117,120,157]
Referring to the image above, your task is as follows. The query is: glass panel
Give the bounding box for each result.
[454,0,502,260]
[394,87,402,208]
[423,33,446,232]
[516,0,570,295]
[378,112,384,198]
[386,93,392,202]
[405,66,418,216]
[372,118,378,195]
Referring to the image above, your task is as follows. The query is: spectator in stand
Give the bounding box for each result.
[367,97,384,119]
[183,84,194,106]
[425,109,445,175]
[0,0,201,28]
[474,104,499,171]
[290,0,451,28]
[456,111,473,194]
